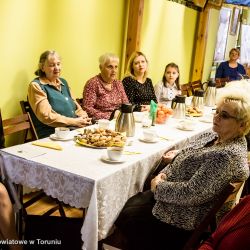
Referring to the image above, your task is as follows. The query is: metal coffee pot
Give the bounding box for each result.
[204,80,216,107]
[171,95,186,119]
[110,103,135,137]
[192,89,204,111]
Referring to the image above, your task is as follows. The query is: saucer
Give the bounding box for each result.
[139,136,159,143]
[199,116,213,123]
[176,124,195,131]
[49,134,73,141]
[101,155,125,164]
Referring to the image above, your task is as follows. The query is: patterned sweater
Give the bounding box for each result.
[153,131,249,231]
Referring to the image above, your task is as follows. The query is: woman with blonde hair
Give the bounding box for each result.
[122,51,157,111]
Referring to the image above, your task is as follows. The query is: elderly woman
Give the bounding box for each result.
[215,48,246,81]
[115,87,250,249]
[28,50,91,138]
[122,51,157,112]
[82,53,128,120]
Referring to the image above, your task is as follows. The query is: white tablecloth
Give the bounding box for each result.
[0,117,212,250]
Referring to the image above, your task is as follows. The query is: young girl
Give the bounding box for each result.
[154,63,181,108]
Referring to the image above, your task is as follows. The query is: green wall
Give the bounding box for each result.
[0,0,126,120]
[140,0,198,85]
[1,0,221,145]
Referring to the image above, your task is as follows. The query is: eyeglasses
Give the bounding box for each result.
[214,110,238,120]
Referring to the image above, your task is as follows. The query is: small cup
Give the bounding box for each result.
[178,120,195,130]
[141,112,151,127]
[55,127,70,139]
[133,112,144,122]
[107,147,124,161]
[143,129,157,141]
[98,119,110,129]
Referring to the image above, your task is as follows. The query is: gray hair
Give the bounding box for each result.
[99,53,119,67]
[35,50,60,77]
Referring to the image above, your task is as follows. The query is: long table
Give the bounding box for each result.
[0,117,212,250]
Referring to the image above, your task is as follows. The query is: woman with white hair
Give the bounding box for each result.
[222,79,250,150]
[115,88,250,250]
[83,53,128,120]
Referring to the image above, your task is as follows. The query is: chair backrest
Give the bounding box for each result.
[190,80,203,94]
[19,100,38,141]
[225,181,245,208]
[76,98,83,106]
[215,78,229,88]
[181,83,193,97]
[0,109,5,148]
[2,113,38,143]
[183,182,244,250]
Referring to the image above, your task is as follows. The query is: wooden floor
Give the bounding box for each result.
[23,192,83,218]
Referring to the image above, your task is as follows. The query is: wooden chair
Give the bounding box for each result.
[1,110,66,237]
[181,83,193,97]
[190,80,203,95]
[76,98,84,109]
[2,113,38,143]
[19,100,38,142]
[0,109,5,148]
[215,78,229,88]
[76,97,83,105]
[183,181,245,250]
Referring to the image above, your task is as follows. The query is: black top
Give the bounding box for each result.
[122,76,157,111]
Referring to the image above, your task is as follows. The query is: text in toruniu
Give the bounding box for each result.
[0,239,61,246]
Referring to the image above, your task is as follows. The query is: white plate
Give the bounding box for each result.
[176,125,195,131]
[49,134,73,141]
[138,136,159,143]
[100,155,125,164]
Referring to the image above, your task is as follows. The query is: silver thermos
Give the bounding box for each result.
[115,104,135,137]
[204,80,216,107]
[171,95,186,119]
[192,89,204,111]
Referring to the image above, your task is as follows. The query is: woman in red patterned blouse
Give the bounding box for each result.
[82,53,128,120]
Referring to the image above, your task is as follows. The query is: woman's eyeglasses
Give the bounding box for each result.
[214,110,238,120]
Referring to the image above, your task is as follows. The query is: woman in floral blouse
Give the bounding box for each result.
[122,51,157,112]
[83,53,128,120]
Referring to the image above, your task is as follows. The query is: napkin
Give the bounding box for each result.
[123,151,142,155]
[32,141,63,150]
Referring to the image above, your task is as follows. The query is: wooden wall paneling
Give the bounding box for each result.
[191,6,211,81]
[124,0,144,72]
